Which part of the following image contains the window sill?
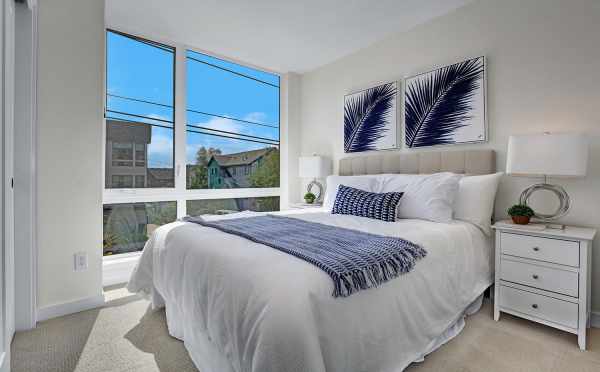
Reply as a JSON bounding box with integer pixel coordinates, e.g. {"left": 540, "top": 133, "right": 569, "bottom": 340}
{"left": 103, "top": 187, "right": 280, "bottom": 204}
{"left": 103, "top": 251, "right": 141, "bottom": 287}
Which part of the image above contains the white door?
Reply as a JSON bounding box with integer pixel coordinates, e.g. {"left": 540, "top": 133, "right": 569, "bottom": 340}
{"left": 0, "top": 0, "right": 4, "bottom": 366}
{"left": 0, "top": 0, "right": 15, "bottom": 370}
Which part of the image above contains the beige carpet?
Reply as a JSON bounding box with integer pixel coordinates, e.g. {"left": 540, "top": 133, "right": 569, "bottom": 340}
{"left": 11, "top": 285, "right": 600, "bottom": 372}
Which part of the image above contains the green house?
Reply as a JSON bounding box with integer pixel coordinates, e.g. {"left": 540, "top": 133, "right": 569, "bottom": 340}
{"left": 207, "top": 148, "right": 274, "bottom": 189}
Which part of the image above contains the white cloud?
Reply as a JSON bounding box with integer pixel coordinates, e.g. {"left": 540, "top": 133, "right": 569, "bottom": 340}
{"left": 205, "top": 116, "right": 243, "bottom": 133}
{"left": 243, "top": 112, "right": 267, "bottom": 123}
{"left": 147, "top": 113, "right": 171, "bottom": 122}
{"left": 147, "top": 134, "right": 173, "bottom": 168}
{"left": 189, "top": 112, "right": 270, "bottom": 135}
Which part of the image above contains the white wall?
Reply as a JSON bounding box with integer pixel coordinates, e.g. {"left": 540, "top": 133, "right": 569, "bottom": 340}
{"left": 298, "top": 0, "right": 600, "bottom": 310}
{"left": 36, "top": 0, "right": 104, "bottom": 312}
{"left": 280, "top": 72, "right": 302, "bottom": 207}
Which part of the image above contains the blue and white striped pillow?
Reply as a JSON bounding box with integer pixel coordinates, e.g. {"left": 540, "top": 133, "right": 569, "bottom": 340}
{"left": 332, "top": 185, "right": 403, "bottom": 222}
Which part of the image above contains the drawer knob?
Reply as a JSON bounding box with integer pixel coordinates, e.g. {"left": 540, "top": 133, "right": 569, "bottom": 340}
{"left": 532, "top": 304, "right": 538, "bottom": 309}
{"left": 533, "top": 247, "right": 540, "bottom": 252}
{"left": 532, "top": 274, "right": 539, "bottom": 279}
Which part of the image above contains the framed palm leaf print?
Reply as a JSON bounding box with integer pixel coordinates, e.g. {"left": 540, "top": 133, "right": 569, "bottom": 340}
{"left": 344, "top": 82, "right": 398, "bottom": 153}
{"left": 404, "top": 56, "right": 486, "bottom": 148}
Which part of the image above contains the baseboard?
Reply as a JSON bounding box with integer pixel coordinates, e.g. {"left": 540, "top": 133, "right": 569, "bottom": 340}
{"left": 592, "top": 311, "right": 600, "bottom": 328}
{"left": 37, "top": 294, "right": 105, "bottom": 322}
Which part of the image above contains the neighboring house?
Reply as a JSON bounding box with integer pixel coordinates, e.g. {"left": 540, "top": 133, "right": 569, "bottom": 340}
{"left": 105, "top": 119, "right": 151, "bottom": 188}
{"left": 106, "top": 119, "right": 175, "bottom": 188}
{"left": 207, "top": 148, "right": 274, "bottom": 189}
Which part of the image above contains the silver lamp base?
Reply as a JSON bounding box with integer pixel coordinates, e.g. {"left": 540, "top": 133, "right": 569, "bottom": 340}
{"left": 519, "top": 182, "right": 570, "bottom": 230}
{"left": 306, "top": 179, "right": 324, "bottom": 203}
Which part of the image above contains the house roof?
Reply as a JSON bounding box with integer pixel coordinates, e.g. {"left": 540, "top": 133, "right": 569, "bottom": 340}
{"left": 209, "top": 148, "right": 273, "bottom": 167}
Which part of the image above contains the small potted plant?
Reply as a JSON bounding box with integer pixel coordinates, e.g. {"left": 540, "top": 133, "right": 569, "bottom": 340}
{"left": 507, "top": 204, "right": 535, "bottom": 225}
{"left": 304, "top": 192, "right": 316, "bottom": 204}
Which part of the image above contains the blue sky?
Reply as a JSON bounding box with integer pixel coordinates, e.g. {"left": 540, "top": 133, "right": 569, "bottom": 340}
{"left": 106, "top": 31, "right": 280, "bottom": 168}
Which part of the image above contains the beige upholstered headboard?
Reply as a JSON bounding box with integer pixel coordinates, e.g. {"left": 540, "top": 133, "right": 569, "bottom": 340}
{"left": 339, "top": 150, "right": 495, "bottom": 176}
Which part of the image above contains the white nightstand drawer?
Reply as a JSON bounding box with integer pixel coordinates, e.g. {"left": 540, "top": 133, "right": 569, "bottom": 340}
{"left": 500, "top": 285, "right": 578, "bottom": 329}
{"left": 500, "top": 259, "right": 579, "bottom": 297}
{"left": 500, "top": 233, "right": 579, "bottom": 267}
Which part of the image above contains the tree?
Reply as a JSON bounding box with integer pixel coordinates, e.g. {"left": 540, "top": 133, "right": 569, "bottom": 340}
{"left": 248, "top": 148, "right": 280, "bottom": 211}
{"left": 189, "top": 146, "right": 221, "bottom": 189}
{"left": 248, "top": 148, "right": 280, "bottom": 188}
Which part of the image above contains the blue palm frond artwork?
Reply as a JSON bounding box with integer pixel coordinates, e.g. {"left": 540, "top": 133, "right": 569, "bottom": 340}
{"left": 405, "top": 56, "right": 486, "bottom": 148}
{"left": 344, "top": 82, "right": 398, "bottom": 153}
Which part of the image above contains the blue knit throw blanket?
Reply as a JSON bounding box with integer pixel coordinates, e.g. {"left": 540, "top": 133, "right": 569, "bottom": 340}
{"left": 184, "top": 215, "right": 427, "bottom": 297}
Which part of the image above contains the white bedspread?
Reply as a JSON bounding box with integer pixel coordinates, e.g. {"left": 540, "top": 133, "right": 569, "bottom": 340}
{"left": 128, "top": 210, "right": 492, "bottom": 372}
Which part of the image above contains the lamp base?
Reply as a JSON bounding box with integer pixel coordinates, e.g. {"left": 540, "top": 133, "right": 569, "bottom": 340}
{"left": 519, "top": 183, "right": 570, "bottom": 221}
{"left": 306, "top": 179, "right": 324, "bottom": 202}
{"left": 543, "top": 222, "right": 566, "bottom": 230}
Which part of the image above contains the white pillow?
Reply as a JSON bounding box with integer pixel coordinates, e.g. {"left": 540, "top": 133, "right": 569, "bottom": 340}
{"left": 373, "top": 174, "right": 416, "bottom": 193}
{"left": 396, "top": 172, "right": 463, "bottom": 223}
{"left": 454, "top": 172, "right": 504, "bottom": 235}
{"left": 323, "top": 175, "right": 378, "bottom": 211}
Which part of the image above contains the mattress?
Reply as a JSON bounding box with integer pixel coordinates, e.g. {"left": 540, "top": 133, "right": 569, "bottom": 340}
{"left": 128, "top": 209, "right": 493, "bottom": 372}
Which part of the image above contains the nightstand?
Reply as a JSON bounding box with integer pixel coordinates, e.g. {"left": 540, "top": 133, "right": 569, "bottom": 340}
{"left": 492, "top": 221, "right": 596, "bottom": 350}
{"left": 288, "top": 203, "right": 324, "bottom": 210}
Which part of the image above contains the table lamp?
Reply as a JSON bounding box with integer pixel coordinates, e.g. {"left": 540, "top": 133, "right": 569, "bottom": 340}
{"left": 506, "top": 132, "right": 588, "bottom": 228}
{"left": 298, "top": 155, "right": 331, "bottom": 203}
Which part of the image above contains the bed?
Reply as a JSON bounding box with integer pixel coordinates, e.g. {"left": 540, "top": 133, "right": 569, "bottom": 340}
{"left": 128, "top": 149, "right": 496, "bottom": 372}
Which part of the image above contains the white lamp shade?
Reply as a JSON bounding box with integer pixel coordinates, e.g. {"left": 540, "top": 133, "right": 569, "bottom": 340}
{"left": 506, "top": 133, "right": 588, "bottom": 177}
{"left": 298, "top": 156, "right": 331, "bottom": 178}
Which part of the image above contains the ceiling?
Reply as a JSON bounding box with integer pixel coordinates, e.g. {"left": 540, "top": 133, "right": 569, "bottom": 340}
{"left": 106, "top": 0, "right": 472, "bottom": 73}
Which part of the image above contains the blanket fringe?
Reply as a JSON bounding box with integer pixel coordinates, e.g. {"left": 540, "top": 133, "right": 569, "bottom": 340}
{"left": 334, "top": 244, "right": 427, "bottom": 297}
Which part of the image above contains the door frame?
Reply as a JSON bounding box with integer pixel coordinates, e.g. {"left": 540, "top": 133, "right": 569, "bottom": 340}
{"left": 13, "top": 0, "right": 38, "bottom": 332}
{"left": 0, "top": 0, "right": 15, "bottom": 370}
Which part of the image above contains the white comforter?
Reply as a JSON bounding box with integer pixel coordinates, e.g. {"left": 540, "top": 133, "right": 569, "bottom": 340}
{"left": 128, "top": 210, "right": 492, "bottom": 372}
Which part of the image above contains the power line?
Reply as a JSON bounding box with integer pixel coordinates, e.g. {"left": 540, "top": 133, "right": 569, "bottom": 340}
{"left": 107, "top": 94, "right": 279, "bottom": 129}
{"left": 107, "top": 93, "right": 173, "bottom": 109}
{"left": 187, "top": 125, "right": 279, "bottom": 144}
{"left": 187, "top": 108, "right": 278, "bottom": 129}
{"left": 186, "top": 128, "right": 280, "bottom": 147}
{"left": 187, "top": 55, "right": 279, "bottom": 88}
{"left": 105, "top": 116, "right": 174, "bottom": 131}
{"left": 105, "top": 110, "right": 173, "bottom": 125}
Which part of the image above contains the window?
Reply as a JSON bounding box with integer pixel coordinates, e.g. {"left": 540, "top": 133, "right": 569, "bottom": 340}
{"left": 186, "top": 197, "right": 280, "bottom": 216}
{"left": 186, "top": 50, "right": 280, "bottom": 190}
{"left": 111, "top": 143, "right": 133, "bottom": 166}
{"left": 111, "top": 175, "right": 133, "bottom": 188}
{"left": 105, "top": 30, "right": 175, "bottom": 188}
{"left": 104, "top": 30, "right": 281, "bottom": 258}
{"left": 135, "top": 175, "right": 145, "bottom": 188}
{"left": 103, "top": 201, "right": 177, "bottom": 255}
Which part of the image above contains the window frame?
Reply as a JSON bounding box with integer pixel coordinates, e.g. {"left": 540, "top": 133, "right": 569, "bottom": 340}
{"left": 102, "top": 28, "right": 281, "bottom": 220}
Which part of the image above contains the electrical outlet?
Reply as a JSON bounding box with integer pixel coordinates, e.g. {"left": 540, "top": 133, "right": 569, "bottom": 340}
{"left": 74, "top": 252, "right": 88, "bottom": 272}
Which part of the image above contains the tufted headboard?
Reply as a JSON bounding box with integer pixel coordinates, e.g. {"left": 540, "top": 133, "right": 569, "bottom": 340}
{"left": 339, "top": 149, "right": 495, "bottom": 176}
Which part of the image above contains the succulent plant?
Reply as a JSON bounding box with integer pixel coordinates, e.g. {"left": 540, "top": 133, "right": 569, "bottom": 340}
{"left": 304, "top": 192, "right": 316, "bottom": 204}
{"left": 507, "top": 204, "right": 535, "bottom": 217}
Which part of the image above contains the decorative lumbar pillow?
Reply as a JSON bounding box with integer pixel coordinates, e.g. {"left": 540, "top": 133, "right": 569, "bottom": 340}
{"left": 332, "top": 185, "right": 403, "bottom": 222}
{"left": 323, "top": 175, "right": 379, "bottom": 211}
{"left": 454, "top": 172, "right": 504, "bottom": 235}
{"left": 396, "top": 172, "right": 463, "bottom": 223}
